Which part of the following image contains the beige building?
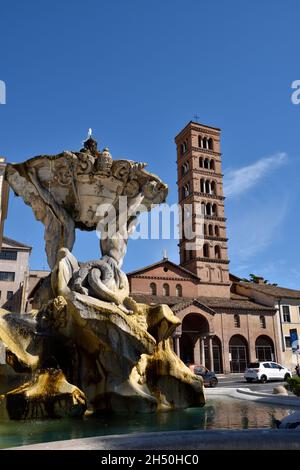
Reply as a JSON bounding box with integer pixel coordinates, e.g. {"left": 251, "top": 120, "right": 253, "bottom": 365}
{"left": 0, "top": 237, "right": 31, "bottom": 313}
{"left": 26, "top": 269, "right": 50, "bottom": 311}
{"left": 235, "top": 280, "right": 300, "bottom": 370}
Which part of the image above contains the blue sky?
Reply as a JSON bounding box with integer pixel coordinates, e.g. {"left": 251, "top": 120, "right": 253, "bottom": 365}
{"left": 1, "top": 0, "right": 300, "bottom": 288}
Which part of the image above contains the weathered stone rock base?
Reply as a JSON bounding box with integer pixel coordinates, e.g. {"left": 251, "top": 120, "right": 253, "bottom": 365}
{"left": 0, "top": 295, "right": 205, "bottom": 417}
{"left": 1, "top": 369, "right": 86, "bottom": 419}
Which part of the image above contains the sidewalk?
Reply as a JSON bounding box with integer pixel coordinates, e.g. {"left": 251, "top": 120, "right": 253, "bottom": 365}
{"left": 216, "top": 373, "right": 244, "bottom": 379}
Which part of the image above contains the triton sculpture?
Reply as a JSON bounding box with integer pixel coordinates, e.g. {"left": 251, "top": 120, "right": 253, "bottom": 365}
{"left": 0, "top": 135, "right": 204, "bottom": 419}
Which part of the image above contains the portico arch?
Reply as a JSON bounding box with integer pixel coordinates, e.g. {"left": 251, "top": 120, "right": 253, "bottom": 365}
{"left": 229, "top": 334, "right": 249, "bottom": 373}
{"left": 179, "top": 312, "right": 214, "bottom": 369}
{"left": 255, "top": 335, "right": 275, "bottom": 362}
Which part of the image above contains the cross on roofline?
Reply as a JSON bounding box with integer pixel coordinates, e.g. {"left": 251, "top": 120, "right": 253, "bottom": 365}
{"left": 193, "top": 114, "right": 200, "bottom": 122}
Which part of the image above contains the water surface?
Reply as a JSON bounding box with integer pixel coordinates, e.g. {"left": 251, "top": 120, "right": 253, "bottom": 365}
{"left": 0, "top": 397, "right": 295, "bottom": 449}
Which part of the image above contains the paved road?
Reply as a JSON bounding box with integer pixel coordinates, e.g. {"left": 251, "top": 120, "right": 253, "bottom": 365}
{"left": 216, "top": 373, "right": 289, "bottom": 393}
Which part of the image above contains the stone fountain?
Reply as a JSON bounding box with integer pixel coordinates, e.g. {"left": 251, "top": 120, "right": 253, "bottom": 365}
{"left": 0, "top": 135, "right": 204, "bottom": 419}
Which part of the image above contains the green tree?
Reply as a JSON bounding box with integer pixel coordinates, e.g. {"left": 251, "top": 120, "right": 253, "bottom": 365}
{"left": 241, "top": 274, "right": 277, "bottom": 286}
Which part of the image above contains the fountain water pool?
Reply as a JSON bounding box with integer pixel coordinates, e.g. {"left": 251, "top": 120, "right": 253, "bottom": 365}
{"left": 0, "top": 397, "right": 296, "bottom": 449}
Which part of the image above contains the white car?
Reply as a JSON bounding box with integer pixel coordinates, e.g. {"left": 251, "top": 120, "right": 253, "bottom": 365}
{"left": 244, "top": 361, "right": 292, "bottom": 383}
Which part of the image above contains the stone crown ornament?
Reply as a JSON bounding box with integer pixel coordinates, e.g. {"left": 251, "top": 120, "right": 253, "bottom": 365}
{"left": 6, "top": 136, "right": 168, "bottom": 269}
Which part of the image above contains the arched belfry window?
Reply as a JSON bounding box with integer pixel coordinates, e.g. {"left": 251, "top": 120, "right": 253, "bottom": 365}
{"left": 181, "top": 162, "right": 189, "bottom": 176}
{"left": 176, "top": 284, "right": 182, "bottom": 297}
{"left": 150, "top": 283, "right": 157, "bottom": 295}
{"left": 200, "top": 179, "right": 205, "bottom": 193}
{"left": 214, "top": 245, "right": 221, "bottom": 259}
{"left": 203, "top": 243, "right": 210, "bottom": 258}
{"left": 211, "top": 181, "right": 216, "bottom": 195}
{"left": 180, "top": 141, "right": 188, "bottom": 155}
{"left": 208, "top": 138, "right": 213, "bottom": 150}
{"left": 163, "top": 283, "right": 170, "bottom": 296}
{"left": 234, "top": 314, "right": 240, "bottom": 328}
{"left": 182, "top": 182, "right": 190, "bottom": 199}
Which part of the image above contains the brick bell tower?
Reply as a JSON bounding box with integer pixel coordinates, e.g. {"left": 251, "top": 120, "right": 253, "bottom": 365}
{"left": 175, "top": 121, "right": 230, "bottom": 298}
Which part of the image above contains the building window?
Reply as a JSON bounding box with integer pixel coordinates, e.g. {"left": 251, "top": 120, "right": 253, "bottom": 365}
{"left": 0, "top": 250, "right": 17, "bottom": 260}
{"left": 163, "top": 283, "right": 170, "bottom": 296}
{"left": 205, "top": 180, "right": 210, "bottom": 194}
{"left": 149, "top": 283, "right": 157, "bottom": 296}
{"left": 181, "top": 162, "right": 189, "bottom": 176}
{"left": 200, "top": 179, "right": 205, "bottom": 193}
{"left": 208, "top": 138, "right": 214, "bottom": 150}
{"left": 206, "top": 203, "right": 211, "bottom": 216}
{"left": 212, "top": 203, "right": 217, "bottom": 216}
{"left": 285, "top": 336, "right": 291, "bottom": 348}
{"left": 203, "top": 243, "right": 210, "bottom": 258}
{"left": 234, "top": 314, "right": 240, "bottom": 328}
{"left": 282, "top": 306, "right": 291, "bottom": 323}
{"left": 7, "top": 291, "right": 13, "bottom": 300}
{"left": 208, "top": 224, "right": 213, "bottom": 236}
{"left": 204, "top": 158, "right": 209, "bottom": 169}
{"left": 176, "top": 284, "right": 182, "bottom": 297}
{"left": 214, "top": 245, "right": 221, "bottom": 259}
{"left": 211, "top": 181, "right": 216, "bottom": 195}
{"left": 180, "top": 140, "right": 188, "bottom": 155}
{"left": 0, "top": 272, "right": 15, "bottom": 282}
{"left": 182, "top": 182, "right": 190, "bottom": 199}
{"left": 210, "top": 159, "right": 215, "bottom": 171}
{"left": 215, "top": 225, "right": 219, "bottom": 237}
{"left": 184, "top": 162, "right": 189, "bottom": 175}
{"left": 260, "top": 315, "right": 266, "bottom": 328}
{"left": 199, "top": 157, "right": 203, "bottom": 167}
{"left": 198, "top": 136, "right": 202, "bottom": 148}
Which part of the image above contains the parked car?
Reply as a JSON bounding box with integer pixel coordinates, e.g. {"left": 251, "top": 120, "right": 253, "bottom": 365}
{"left": 244, "top": 361, "right": 292, "bottom": 384}
{"left": 188, "top": 364, "right": 218, "bottom": 387}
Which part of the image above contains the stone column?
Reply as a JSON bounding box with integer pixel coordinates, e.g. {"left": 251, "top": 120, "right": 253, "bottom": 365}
{"left": 194, "top": 337, "right": 201, "bottom": 364}
{"left": 201, "top": 337, "right": 206, "bottom": 366}
{"left": 208, "top": 336, "right": 214, "bottom": 371}
{"left": 174, "top": 336, "right": 181, "bottom": 358}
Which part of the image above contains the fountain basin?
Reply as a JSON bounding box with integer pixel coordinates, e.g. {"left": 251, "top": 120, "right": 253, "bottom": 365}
{"left": 1, "top": 397, "right": 298, "bottom": 449}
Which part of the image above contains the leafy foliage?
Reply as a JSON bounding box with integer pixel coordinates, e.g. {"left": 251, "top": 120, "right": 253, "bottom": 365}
{"left": 285, "top": 375, "right": 300, "bottom": 397}
{"left": 241, "top": 274, "right": 278, "bottom": 286}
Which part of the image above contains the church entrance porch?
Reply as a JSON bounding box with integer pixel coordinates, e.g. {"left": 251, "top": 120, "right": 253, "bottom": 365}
{"left": 176, "top": 313, "right": 223, "bottom": 373}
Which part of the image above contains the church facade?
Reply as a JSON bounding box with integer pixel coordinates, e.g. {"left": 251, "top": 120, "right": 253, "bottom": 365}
{"left": 128, "top": 121, "right": 283, "bottom": 374}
